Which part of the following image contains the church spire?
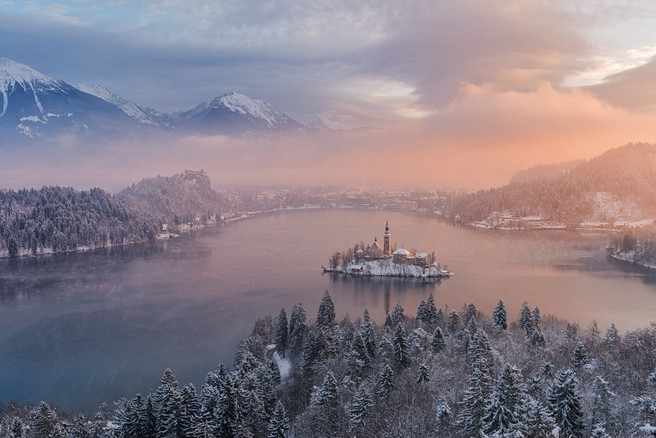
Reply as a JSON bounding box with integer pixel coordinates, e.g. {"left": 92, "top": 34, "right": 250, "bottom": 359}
{"left": 383, "top": 220, "right": 391, "bottom": 256}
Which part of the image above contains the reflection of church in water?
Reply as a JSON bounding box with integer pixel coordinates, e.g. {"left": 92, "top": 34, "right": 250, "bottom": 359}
{"left": 358, "top": 221, "right": 432, "bottom": 267}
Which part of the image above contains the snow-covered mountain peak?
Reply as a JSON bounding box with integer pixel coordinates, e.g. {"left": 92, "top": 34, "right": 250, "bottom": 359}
{"left": 77, "top": 83, "right": 157, "bottom": 125}
{"left": 76, "top": 83, "right": 115, "bottom": 101}
{"left": 0, "top": 58, "right": 64, "bottom": 92}
{"left": 0, "top": 58, "right": 69, "bottom": 118}
{"left": 212, "top": 91, "right": 290, "bottom": 127}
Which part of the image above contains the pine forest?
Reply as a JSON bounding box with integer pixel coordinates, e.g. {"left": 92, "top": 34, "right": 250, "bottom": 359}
{"left": 3, "top": 291, "right": 656, "bottom": 437}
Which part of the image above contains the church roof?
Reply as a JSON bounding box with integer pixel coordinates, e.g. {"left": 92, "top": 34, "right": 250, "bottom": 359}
{"left": 393, "top": 248, "right": 410, "bottom": 256}
{"left": 371, "top": 239, "right": 382, "bottom": 250}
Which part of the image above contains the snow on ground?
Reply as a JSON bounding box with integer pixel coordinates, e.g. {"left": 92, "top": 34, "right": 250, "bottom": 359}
{"left": 273, "top": 351, "right": 291, "bottom": 379}
{"left": 329, "top": 258, "right": 452, "bottom": 278}
{"left": 613, "top": 218, "right": 653, "bottom": 227}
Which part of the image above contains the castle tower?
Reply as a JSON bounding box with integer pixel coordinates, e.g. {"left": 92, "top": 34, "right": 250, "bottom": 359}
{"left": 383, "top": 220, "right": 391, "bottom": 256}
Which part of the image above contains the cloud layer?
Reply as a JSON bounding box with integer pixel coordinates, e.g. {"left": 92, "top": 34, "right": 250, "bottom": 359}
{"left": 1, "top": 0, "right": 656, "bottom": 190}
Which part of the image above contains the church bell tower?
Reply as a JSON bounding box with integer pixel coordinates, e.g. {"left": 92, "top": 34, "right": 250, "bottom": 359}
{"left": 383, "top": 220, "right": 391, "bottom": 256}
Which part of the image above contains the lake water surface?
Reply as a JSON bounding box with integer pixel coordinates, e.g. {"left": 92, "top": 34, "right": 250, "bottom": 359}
{"left": 1, "top": 209, "right": 656, "bottom": 412}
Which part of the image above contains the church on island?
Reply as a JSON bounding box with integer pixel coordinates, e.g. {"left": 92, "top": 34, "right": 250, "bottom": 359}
{"left": 324, "top": 221, "right": 452, "bottom": 279}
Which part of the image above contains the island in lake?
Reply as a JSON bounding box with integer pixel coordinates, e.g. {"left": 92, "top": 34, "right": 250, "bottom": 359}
{"left": 323, "top": 221, "right": 453, "bottom": 279}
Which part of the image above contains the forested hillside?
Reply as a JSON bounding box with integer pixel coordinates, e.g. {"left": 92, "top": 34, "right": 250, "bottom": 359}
{"left": 121, "top": 169, "right": 228, "bottom": 226}
{"left": 4, "top": 292, "right": 656, "bottom": 437}
{"left": 449, "top": 143, "right": 656, "bottom": 225}
{"left": 0, "top": 170, "right": 230, "bottom": 258}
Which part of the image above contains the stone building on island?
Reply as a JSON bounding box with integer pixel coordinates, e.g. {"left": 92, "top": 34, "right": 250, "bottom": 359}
{"left": 356, "top": 222, "right": 435, "bottom": 267}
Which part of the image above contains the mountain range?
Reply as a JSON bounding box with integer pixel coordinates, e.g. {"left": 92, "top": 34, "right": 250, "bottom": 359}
{"left": 0, "top": 57, "right": 304, "bottom": 142}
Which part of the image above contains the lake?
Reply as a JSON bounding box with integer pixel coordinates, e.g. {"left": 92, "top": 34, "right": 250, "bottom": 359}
{"left": 1, "top": 209, "right": 656, "bottom": 413}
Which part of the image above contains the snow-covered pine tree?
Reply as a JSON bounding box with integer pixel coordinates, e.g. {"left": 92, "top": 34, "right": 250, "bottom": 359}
{"left": 518, "top": 303, "right": 533, "bottom": 336}
{"left": 390, "top": 301, "right": 405, "bottom": 326}
{"left": 288, "top": 303, "right": 307, "bottom": 356}
{"left": 235, "top": 350, "right": 259, "bottom": 376}
{"left": 393, "top": 324, "right": 411, "bottom": 368}
{"left": 530, "top": 329, "right": 546, "bottom": 347}
{"left": 547, "top": 368, "right": 584, "bottom": 438}
{"left": 301, "top": 330, "right": 324, "bottom": 381}
{"left": 448, "top": 310, "right": 461, "bottom": 334}
{"left": 199, "top": 382, "right": 220, "bottom": 424}
{"left": 408, "top": 327, "right": 427, "bottom": 359}
{"left": 649, "top": 367, "right": 656, "bottom": 386}
{"left": 265, "top": 359, "right": 281, "bottom": 387}
{"left": 313, "top": 371, "right": 342, "bottom": 436}
{"left": 481, "top": 364, "right": 526, "bottom": 436}
{"left": 237, "top": 381, "right": 263, "bottom": 437}
{"left": 267, "top": 401, "right": 290, "bottom": 438}
{"left": 115, "top": 393, "right": 150, "bottom": 438}
{"left": 68, "top": 414, "right": 89, "bottom": 438}
{"left": 425, "top": 293, "right": 438, "bottom": 328}
{"left": 378, "top": 332, "right": 394, "bottom": 363}
{"left": 455, "top": 329, "right": 471, "bottom": 356}
{"left": 113, "top": 399, "right": 132, "bottom": 436}
{"left": 275, "top": 308, "right": 289, "bottom": 358}
{"left": 322, "top": 326, "right": 338, "bottom": 359}
{"left": 493, "top": 300, "right": 507, "bottom": 330}
{"left": 435, "top": 399, "right": 454, "bottom": 436}
{"left": 315, "top": 371, "right": 338, "bottom": 406}
{"left": 431, "top": 326, "right": 446, "bottom": 354}
{"left": 417, "top": 361, "right": 430, "bottom": 384}
{"left": 190, "top": 405, "right": 216, "bottom": 438}
{"left": 316, "top": 291, "right": 336, "bottom": 330}
{"left": 145, "top": 394, "right": 158, "bottom": 438}
{"left": 156, "top": 369, "right": 183, "bottom": 438}
{"left": 258, "top": 366, "right": 278, "bottom": 417}
{"left": 540, "top": 361, "right": 553, "bottom": 378}
{"left": 466, "top": 314, "right": 478, "bottom": 334}
{"left": 458, "top": 360, "right": 493, "bottom": 436}
{"left": 465, "top": 303, "right": 477, "bottom": 331}
{"left": 28, "top": 402, "right": 58, "bottom": 438}
{"left": 347, "top": 332, "right": 370, "bottom": 381}
{"left": 9, "top": 417, "right": 24, "bottom": 438}
{"left": 377, "top": 365, "right": 395, "bottom": 401}
{"left": 180, "top": 384, "right": 200, "bottom": 438}
{"left": 417, "top": 295, "right": 437, "bottom": 329}
{"left": 590, "top": 425, "right": 611, "bottom": 438}
{"left": 214, "top": 373, "right": 240, "bottom": 438}
{"left": 532, "top": 306, "right": 542, "bottom": 330}
{"left": 359, "top": 308, "right": 377, "bottom": 358}
{"left": 589, "top": 376, "right": 615, "bottom": 433}
{"left": 468, "top": 329, "right": 494, "bottom": 373}
{"left": 603, "top": 323, "right": 619, "bottom": 348}
{"left": 349, "top": 384, "right": 373, "bottom": 429}
{"left": 436, "top": 308, "right": 447, "bottom": 331}
{"left": 338, "top": 315, "right": 355, "bottom": 351}
{"left": 571, "top": 341, "right": 588, "bottom": 368}
{"left": 416, "top": 299, "right": 428, "bottom": 326}
{"left": 524, "top": 397, "right": 556, "bottom": 438}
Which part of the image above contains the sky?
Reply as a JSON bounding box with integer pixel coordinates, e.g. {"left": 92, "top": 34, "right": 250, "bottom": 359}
{"left": 2, "top": 0, "right": 656, "bottom": 190}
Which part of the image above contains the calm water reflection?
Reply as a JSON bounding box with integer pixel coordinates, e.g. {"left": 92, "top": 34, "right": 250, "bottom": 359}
{"left": 1, "top": 209, "right": 656, "bottom": 412}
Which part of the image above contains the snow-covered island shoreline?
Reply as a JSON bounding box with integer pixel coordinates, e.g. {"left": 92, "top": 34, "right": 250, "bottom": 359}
{"left": 606, "top": 231, "right": 656, "bottom": 271}
{"left": 323, "top": 257, "right": 453, "bottom": 280}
